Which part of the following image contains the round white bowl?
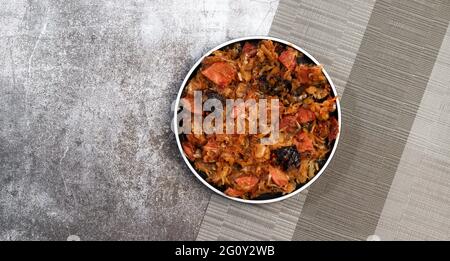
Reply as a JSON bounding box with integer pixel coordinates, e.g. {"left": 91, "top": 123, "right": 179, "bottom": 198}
{"left": 174, "top": 36, "right": 341, "bottom": 204}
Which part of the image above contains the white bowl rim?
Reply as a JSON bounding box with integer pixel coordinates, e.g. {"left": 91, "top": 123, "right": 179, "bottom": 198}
{"left": 173, "top": 36, "right": 342, "bottom": 204}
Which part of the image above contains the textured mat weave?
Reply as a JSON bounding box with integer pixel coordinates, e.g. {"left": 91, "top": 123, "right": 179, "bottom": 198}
{"left": 198, "top": 0, "right": 450, "bottom": 241}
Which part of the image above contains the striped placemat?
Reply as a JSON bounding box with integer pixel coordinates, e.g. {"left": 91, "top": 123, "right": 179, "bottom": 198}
{"left": 197, "top": 0, "right": 450, "bottom": 241}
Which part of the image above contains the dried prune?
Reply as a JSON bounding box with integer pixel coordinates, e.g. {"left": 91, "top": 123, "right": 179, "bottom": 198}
{"left": 272, "top": 146, "right": 301, "bottom": 170}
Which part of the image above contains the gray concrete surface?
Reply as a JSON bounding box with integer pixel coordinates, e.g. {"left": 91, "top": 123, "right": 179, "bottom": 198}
{"left": 0, "top": 0, "right": 278, "bottom": 240}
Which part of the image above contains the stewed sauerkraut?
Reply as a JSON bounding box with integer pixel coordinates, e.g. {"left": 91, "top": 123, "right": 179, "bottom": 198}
{"left": 180, "top": 40, "right": 339, "bottom": 199}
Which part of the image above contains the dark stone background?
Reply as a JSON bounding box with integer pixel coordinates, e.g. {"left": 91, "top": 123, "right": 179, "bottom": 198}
{"left": 0, "top": 0, "right": 277, "bottom": 240}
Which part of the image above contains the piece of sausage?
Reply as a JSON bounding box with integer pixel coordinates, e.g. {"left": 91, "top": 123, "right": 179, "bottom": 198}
{"left": 269, "top": 165, "right": 289, "bottom": 187}
{"left": 225, "top": 187, "right": 245, "bottom": 197}
{"left": 234, "top": 175, "right": 259, "bottom": 191}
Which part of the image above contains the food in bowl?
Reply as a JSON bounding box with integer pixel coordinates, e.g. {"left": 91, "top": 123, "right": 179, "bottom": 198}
{"left": 178, "top": 39, "right": 339, "bottom": 200}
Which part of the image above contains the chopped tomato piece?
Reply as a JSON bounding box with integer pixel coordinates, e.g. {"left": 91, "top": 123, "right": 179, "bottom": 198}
{"left": 235, "top": 175, "right": 259, "bottom": 191}
{"left": 269, "top": 166, "right": 289, "bottom": 187}
{"left": 182, "top": 142, "right": 196, "bottom": 161}
{"left": 225, "top": 187, "right": 245, "bottom": 197}
{"left": 296, "top": 64, "right": 310, "bottom": 84}
{"left": 242, "top": 42, "right": 257, "bottom": 57}
{"left": 279, "top": 115, "right": 298, "bottom": 130}
{"left": 296, "top": 107, "right": 315, "bottom": 124}
{"left": 328, "top": 116, "right": 339, "bottom": 141}
{"left": 201, "top": 62, "right": 236, "bottom": 87}
{"left": 278, "top": 49, "right": 297, "bottom": 70}
{"left": 295, "top": 132, "right": 314, "bottom": 152}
